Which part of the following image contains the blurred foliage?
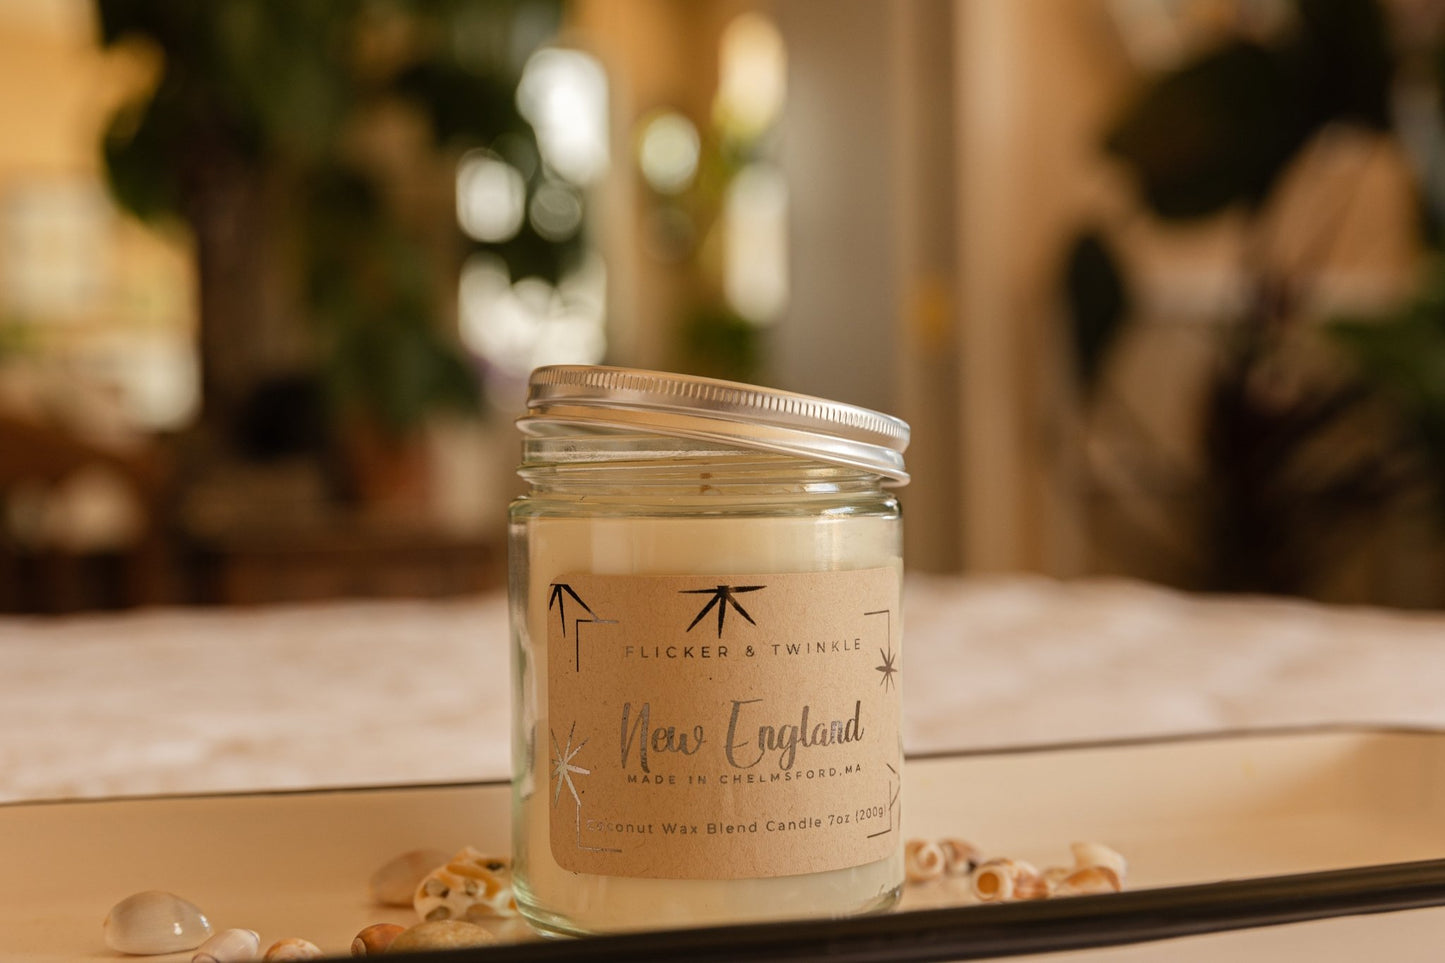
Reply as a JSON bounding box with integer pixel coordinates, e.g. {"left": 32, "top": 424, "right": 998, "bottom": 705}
{"left": 639, "top": 86, "right": 781, "bottom": 385}
{"left": 679, "top": 305, "right": 767, "bottom": 385}
{"left": 1064, "top": 0, "right": 1425, "bottom": 595}
{"left": 0, "top": 320, "right": 34, "bottom": 362}
{"left": 96, "top": 0, "right": 575, "bottom": 437}
{"left": 1334, "top": 260, "right": 1445, "bottom": 494}
{"left": 1104, "top": 0, "right": 1392, "bottom": 220}
{"left": 1199, "top": 319, "right": 1404, "bottom": 593}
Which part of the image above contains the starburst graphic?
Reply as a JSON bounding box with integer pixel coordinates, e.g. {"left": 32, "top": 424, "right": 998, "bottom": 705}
{"left": 875, "top": 645, "right": 898, "bottom": 691}
{"left": 548, "top": 583, "right": 595, "bottom": 637}
{"left": 550, "top": 722, "right": 590, "bottom": 807}
{"left": 681, "top": 585, "right": 764, "bottom": 638}
{"left": 866, "top": 608, "right": 897, "bottom": 691}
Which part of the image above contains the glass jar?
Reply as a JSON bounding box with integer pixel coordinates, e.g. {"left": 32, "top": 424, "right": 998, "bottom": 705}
{"left": 508, "top": 366, "right": 910, "bottom": 936}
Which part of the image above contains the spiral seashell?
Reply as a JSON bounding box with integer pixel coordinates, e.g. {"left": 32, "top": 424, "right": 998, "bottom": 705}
{"left": 903, "top": 839, "right": 946, "bottom": 883}
{"left": 413, "top": 847, "right": 517, "bottom": 921}
{"left": 103, "top": 891, "right": 213, "bottom": 955}
{"left": 351, "top": 923, "right": 405, "bottom": 956}
{"left": 193, "top": 928, "right": 261, "bottom": 963}
{"left": 1070, "top": 841, "right": 1127, "bottom": 882}
{"left": 970, "top": 858, "right": 1040, "bottom": 903}
{"left": 386, "top": 920, "right": 496, "bottom": 952}
{"left": 1054, "top": 864, "right": 1122, "bottom": 897}
{"left": 369, "top": 849, "right": 450, "bottom": 907}
{"left": 263, "top": 938, "right": 323, "bottom": 960}
{"left": 938, "top": 838, "right": 980, "bottom": 877}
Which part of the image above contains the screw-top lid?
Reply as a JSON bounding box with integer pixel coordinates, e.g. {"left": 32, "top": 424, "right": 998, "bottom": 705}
{"left": 519, "top": 365, "right": 910, "bottom": 485}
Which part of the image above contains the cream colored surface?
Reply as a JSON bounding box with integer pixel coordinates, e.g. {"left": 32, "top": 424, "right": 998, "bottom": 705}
{"left": 4, "top": 730, "right": 1445, "bottom": 961}
{"left": 9, "top": 574, "right": 1445, "bottom": 804}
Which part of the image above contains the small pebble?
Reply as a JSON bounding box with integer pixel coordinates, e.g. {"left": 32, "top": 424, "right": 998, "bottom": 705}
{"left": 264, "top": 938, "right": 323, "bottom": 960}
{"left": 103, "top": 891, "right": 213, "bottom": 955}
{"left": 352, "top": 923, "right": 405, "bottom": 956}
{"left": 387, "top": 920, "right": 497, "bottom": 952}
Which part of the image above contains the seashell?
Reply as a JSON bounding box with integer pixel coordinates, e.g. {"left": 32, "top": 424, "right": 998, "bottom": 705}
{"left": 104, "top": 891, "right": 213, "bottom": 955}
{"left": 263, "top": 938, "right": 323, "bottom": 960}
{"left": 938, "top": 838, "right": 980, "bottom": 877}
{"left": 386, "top": 920, "right": 496, "bottom": 952}
{"left": 1013, "top": 872, "right": 1052, "bottom": 900}
{"left": 413, "top": 847, "right": 517, "bottom": 921}
{"left": 351, "top": 923, "right": 405, "bottom": 956}
{"left": 1054, "top": 864, "right": 1122, "bottom": 897}
{"left": 970, "top": 858, "right": 1040, "bottom": 903}
{"left": 1041, "top": 865, "right": 1072, "bottom": 893}
{"left": 369, "top": 848, "right": 451, "bottom": 907}
{"left": 193, "top": 928, "right": 261, "bottom": 963}
{"left": 1071, "top": 841, "right": 1127, "bottom": 882}
{"left": 903, "top": 839, "right": 945, "bottom": 883}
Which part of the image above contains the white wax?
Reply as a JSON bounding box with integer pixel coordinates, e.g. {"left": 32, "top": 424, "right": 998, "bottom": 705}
{"left": 513, "top": 513, "right": 904, "bottom": 934}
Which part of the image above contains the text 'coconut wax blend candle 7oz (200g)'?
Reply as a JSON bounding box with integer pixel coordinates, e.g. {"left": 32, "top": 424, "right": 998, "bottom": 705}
{"left": 507, "top": 366, "right": 910, "bottom": 936}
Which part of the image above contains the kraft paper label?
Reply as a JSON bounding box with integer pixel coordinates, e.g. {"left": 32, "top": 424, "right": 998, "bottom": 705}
{"left": 545, "top": 568, "right": 902, "bottom": 879}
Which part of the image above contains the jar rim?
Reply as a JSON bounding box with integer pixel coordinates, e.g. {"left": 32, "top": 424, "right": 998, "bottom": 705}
{"left": 517, "top": 365, "right": 910, "bottom": 486}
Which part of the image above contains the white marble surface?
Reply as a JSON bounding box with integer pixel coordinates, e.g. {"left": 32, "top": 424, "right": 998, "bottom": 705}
{"left": 3, "top": 574, "right": 1445, "bottom": 802}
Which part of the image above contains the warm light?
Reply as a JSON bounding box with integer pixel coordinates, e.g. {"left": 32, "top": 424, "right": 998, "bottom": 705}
{"left": 456, "top": 151, "right": 526, "bottom": 243}
{"left": 459, "top": 253, "right": 606, "bottom": 376}
{"left": 517, "top": 48, "right": 609, "bottom": 185}
{"left": 723, "top": 164, "right": 788, "bottom": 323}
{"left": 637, "top": 111, "right": 700, "bottom": 194}
{"left": 715, "top": 13, "right": 786, "bottom": 141}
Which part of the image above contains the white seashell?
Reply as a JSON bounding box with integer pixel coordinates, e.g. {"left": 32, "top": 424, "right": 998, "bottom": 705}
{"left": 104, "top": 891, "right": 213, "bottom": 955}
{"left": 938, "top": 838, "right": 980, "bottom": 877}
{"left": 970, "top": 858, "right": 1040, "bottom": 903}
{"left": 903, "top": 839, "right": 946, "bottom": 883}
{"left": 369, "top": 848, "right": 450, "bottom": 907}
{"left": 1071, "top": 841, "right": 1127, "bottom": 882}
{"left": 193, "top": 928, "right": 261, "bottom": 963}
{"left": 263, "top": 938, "right": 322, "bottom": 960}
{"left": 351, "top": 923, "right": 405, "bottom": 956}
{"left": 1055, "top": 864, "right": 1122, "bottom": 897}
{"left": 413, "top": 847, "right": 517, "bottom": 922}
{"left": 387, "top": 920, "right": 496, "bottom": 952}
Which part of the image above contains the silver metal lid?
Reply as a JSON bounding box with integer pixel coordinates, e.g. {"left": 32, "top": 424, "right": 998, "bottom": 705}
{"left": 519, "top": 365, "right": 910, "bottom": 485}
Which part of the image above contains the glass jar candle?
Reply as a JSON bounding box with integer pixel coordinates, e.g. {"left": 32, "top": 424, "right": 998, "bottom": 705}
{"left": 508, "top": 366, "right": 910, "bottom": 936}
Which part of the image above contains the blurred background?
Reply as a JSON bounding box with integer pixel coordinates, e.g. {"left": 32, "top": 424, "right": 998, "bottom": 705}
{"left": 3, "top": 0, "right": 1445, "bottom": 612}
